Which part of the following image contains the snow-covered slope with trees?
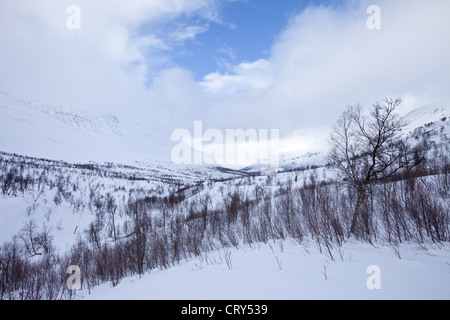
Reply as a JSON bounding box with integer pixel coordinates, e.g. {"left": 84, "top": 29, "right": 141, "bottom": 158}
{"left": 402, "top": 103, "right": 450, "bottom": 134}
{"left": 1, "top": 92, "right": 449, "bottom": 301}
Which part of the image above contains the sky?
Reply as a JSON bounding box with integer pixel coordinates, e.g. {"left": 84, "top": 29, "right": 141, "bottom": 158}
{"left": 1, "top": 0, "right": 450, "bottom": 164}
{"left": 169, "top": 0, "right": 347, "bottom": 80}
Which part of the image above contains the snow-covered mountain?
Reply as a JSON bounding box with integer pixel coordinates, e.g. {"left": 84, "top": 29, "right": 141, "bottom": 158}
{"left": 402, "top": 102, "right": 450, "bottom": 134}
{"left": 2, "top": 89, "right": 449, "bottom": 174}
{"left": 241, "top": 151, "right": 327, "bottom": 174}
{"left": 0, "top": 90, "right": 170, "bottom": 164}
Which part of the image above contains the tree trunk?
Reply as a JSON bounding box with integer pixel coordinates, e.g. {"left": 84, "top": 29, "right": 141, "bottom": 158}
{"left": 112, "top": 212, "right": 117, "bottom": 242}
{"left": 350, "top": 189, "right": 366, "bottom": 235}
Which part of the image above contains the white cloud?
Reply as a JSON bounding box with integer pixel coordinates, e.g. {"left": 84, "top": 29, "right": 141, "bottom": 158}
{"left": 0, "top": 0, "right": 219, "bottom": 115}
{"left": 170, "top": 24, "right": 209, "bottom": 42}
{"left": 202, "top": 59, "right": 271, "bottom": 93}
{"left": 191, "top": 0, "right": 450, "bottom": 140}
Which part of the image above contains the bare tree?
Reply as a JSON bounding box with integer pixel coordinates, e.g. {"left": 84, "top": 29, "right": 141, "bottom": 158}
{"left": 18, "top": 220, "right": 54, "bottom": 257}
{"left": 106, "top": 193, "right": 118, "bottom": 242}
{"left": 329, "top": 98, "right": 419, "bottom": 235}
{"left": 125, "top": 195, "right": 151, "bottom": 276}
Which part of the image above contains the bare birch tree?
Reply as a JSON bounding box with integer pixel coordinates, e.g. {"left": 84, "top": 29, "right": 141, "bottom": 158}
{"left": 329, "top": 98, "right": 419, "bottom": 235}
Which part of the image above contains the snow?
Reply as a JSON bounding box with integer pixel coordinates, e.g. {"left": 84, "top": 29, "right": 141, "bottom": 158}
{"left": 241, "top": 151, "right": 328, "bottom": 174}
{"left": 402, "top": 102, "right": 450, "bottom": 134}
{"left": 0, "top": 90, "right": 170, "bottom": 164}
{"left": 82, "top": 239, "right": 450, "bottom": 300}
{"left": 0, "top": 193, "right": 93, "bottom": 253}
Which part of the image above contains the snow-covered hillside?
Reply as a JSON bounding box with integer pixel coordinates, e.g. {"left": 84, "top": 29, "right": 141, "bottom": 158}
{"left": 242, "top": 151, "right": 327, "bottom": 174}
{"left": 1, "top": 93, "right": 450, "bottom": 301}
{"left": 0, "top": 151, "right": 245, "bottom": 247}
{"left": 0, "top": 90, "right": 170, "bottom": 164}
{"left": 402, "top": 102, "right": 450, "bottom": 134}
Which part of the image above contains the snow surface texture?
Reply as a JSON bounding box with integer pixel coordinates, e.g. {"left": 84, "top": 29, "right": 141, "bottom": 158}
{"left": 83, "top": 240, "right": 450, "bottom": 300}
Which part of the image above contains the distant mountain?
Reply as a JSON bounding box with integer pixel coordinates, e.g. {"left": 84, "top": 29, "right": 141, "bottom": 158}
{"left": 241, "top": 151, "right": 327, "bottom": 174}
{"left": 402, "top": 102, "right": 450, "bottom": 134}
{"left": 0, "top": 90, "right": 170, "bottom": 164}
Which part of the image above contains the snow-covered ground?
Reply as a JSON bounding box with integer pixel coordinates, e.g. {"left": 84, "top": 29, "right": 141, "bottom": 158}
{"left": 82, "top": 239, "right": 450, "bottom": 300}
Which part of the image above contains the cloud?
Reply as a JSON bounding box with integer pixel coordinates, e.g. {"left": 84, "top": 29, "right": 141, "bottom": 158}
{"left": 0, "top": 0, "right": 219, "bottom": 116}
{"left": 188, "top": 0, "right": 450, "bottom": 145}
{"left": 202, "top": 59, "right": 271, "bottom": 93}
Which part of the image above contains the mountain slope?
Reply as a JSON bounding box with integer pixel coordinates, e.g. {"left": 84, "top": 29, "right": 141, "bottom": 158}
{"left": 241, "top": 151, "right": 327, "bottom": 174}
{"left": 402, "top": 102, "right": 450, "bottom": 134}
{"left": 0, "top": 90, "right": 170, "bottom": 164}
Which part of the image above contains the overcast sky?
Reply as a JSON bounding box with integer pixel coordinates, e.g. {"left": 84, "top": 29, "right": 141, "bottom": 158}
{"left": 1, "top": 0, "right": 450, "bottom": 159}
